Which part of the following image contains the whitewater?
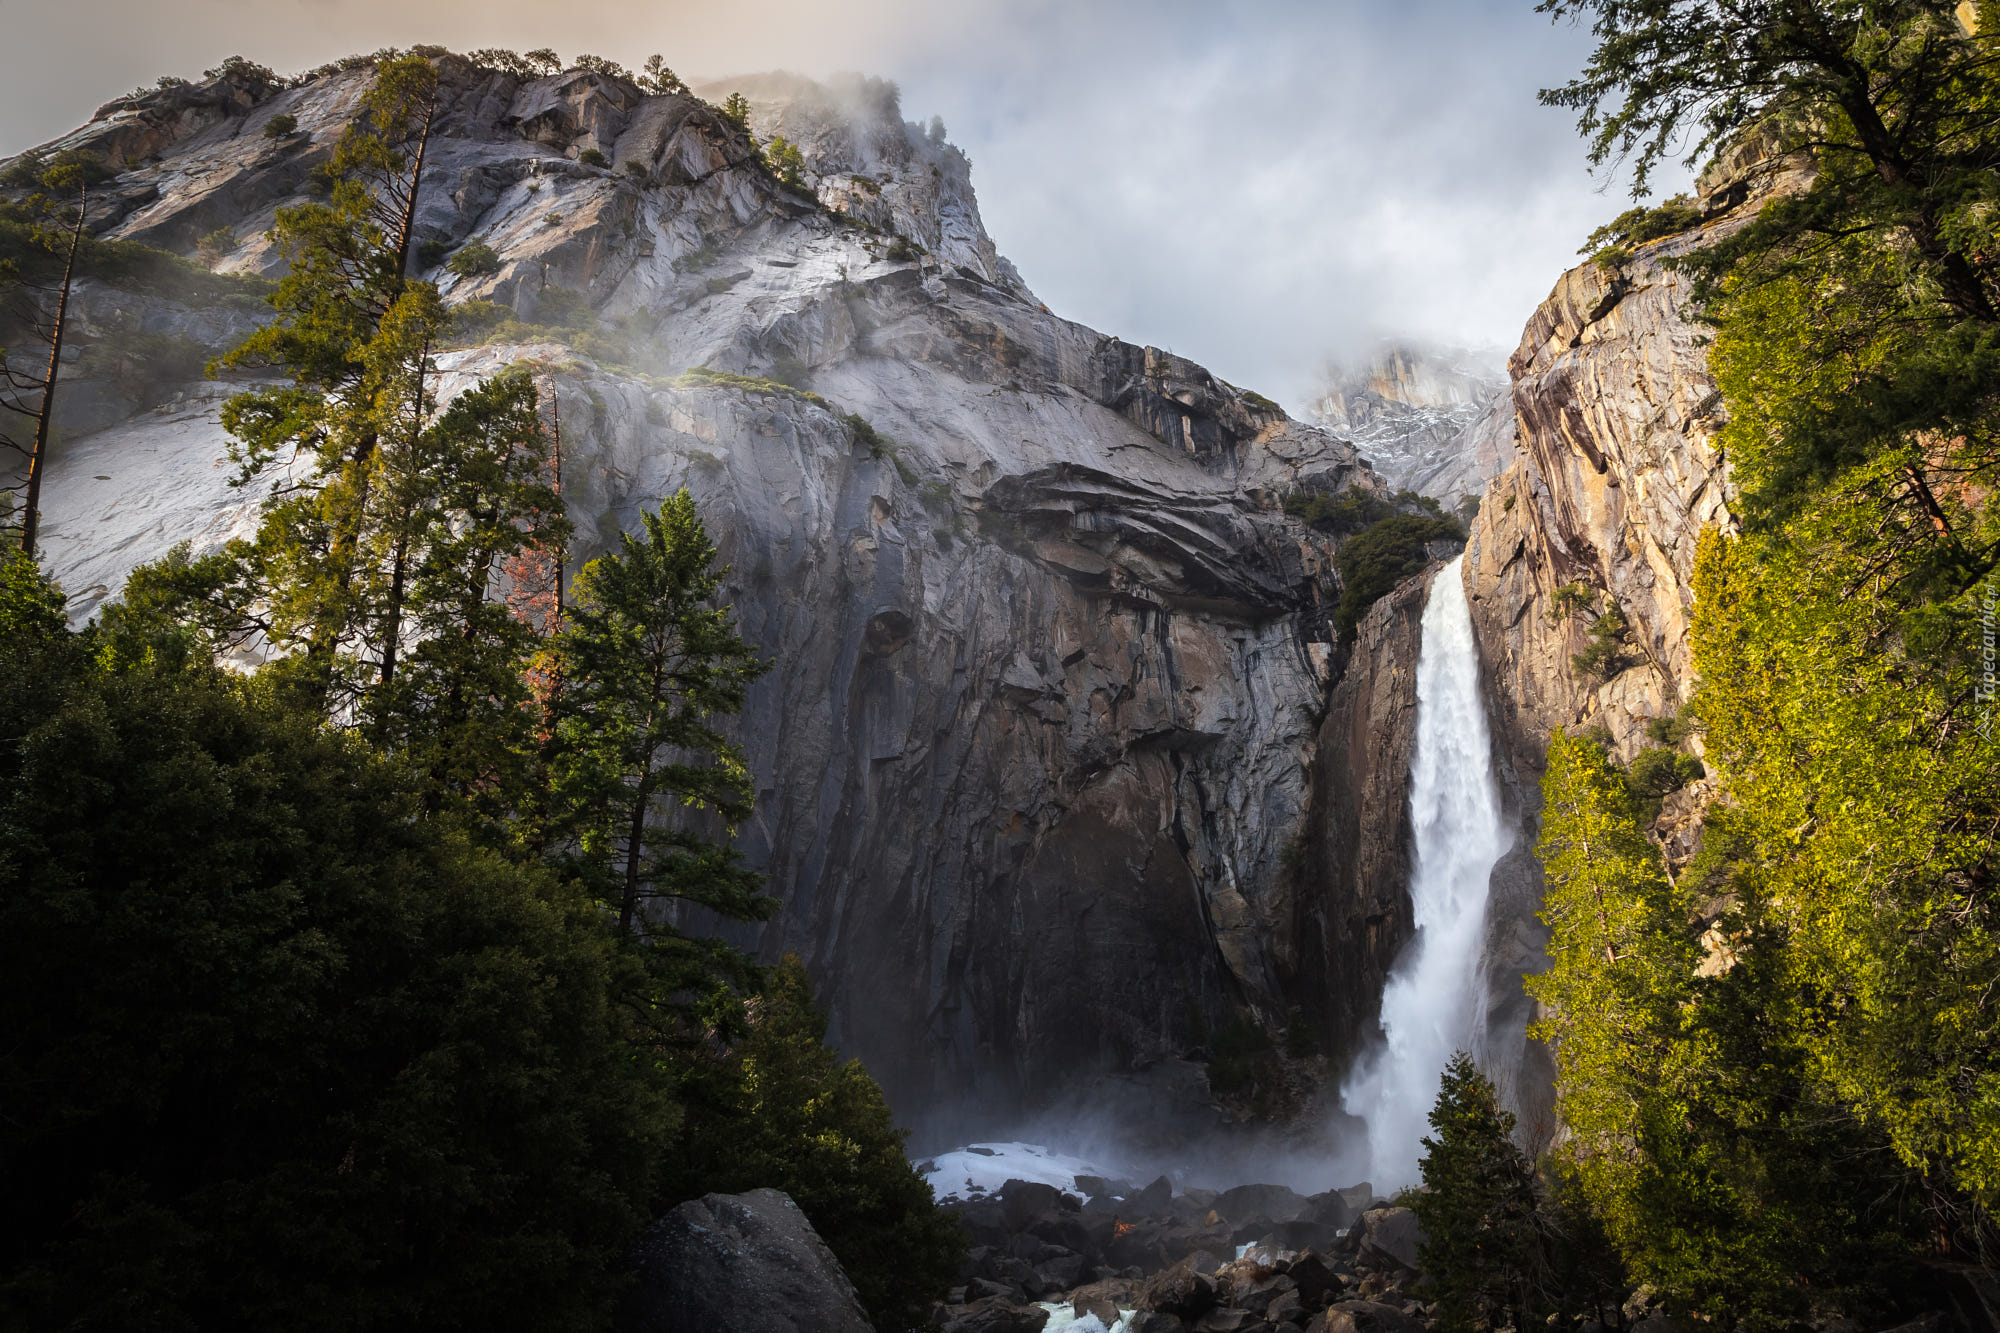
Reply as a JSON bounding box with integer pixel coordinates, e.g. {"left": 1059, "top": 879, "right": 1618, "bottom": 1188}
{"left": 1341, "top": 554, "right": 1509, "bottom": 1189}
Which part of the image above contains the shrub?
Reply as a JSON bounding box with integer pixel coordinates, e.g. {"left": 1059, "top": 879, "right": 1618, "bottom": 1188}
{"left": 415, "top": 237, "right": 450, "bottom": 270}
{"left": 195, "top": 226, "right": 236, "bottom": 265}
{"left": 1334, "top": 512, "right": 1464, "bottom": 636}
{"left": 1204, "top": 1012, "right": 1277, "bottom": 1096}
{"left": 1625, "top": 745, "right": 1705, "bottom": 801}
{"left": 841, "top": 411, "right": 888, "bottom": 456}
{"left": 1582, "top": 195, "right": 1704, "bottom": 270}
{"left": 446, "top": 237, "right": 502, "bottom": 278}
{"left": 577, "top": 147, "right": 610, "bottom": 169}
{"left": 677, "top": 365, "right": 826, "bottom": 406}
{"left": 1570, "top": 607, "right": 1629, "bottom": 679}
{"left": 1286, "top": 488, "right": 1393, "bottom": 534}
{"left": 624, "top": 159, "right": 650, "bottom": 183}
{"left": 262, "top": 113, "right": 298, "bottom": 139}
{"left": 1643, "top": 711, "right": 1696, "bottom": 746}
{"left": 1239, "top": 388, "right": 1283, "bottom": 413}
{"left": 1548, "top": 580, "right": 1594, "bottom": 623}
{"left": 674, "top": 956, "right": 966, "bottom": 1332}
{"left": 765, "top": 135, "right": 807, "bottom": 191}
{"left": 885, "top": 236, "right": 924, "bottom": 263}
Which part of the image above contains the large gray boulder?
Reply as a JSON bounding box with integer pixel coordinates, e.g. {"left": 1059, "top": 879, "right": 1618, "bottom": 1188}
{"left": 1357, "top": 1207, "right": 1424, "bottom": 1273}
{"left": 619, "top": 1189, "right": 872, "bottom": 1333}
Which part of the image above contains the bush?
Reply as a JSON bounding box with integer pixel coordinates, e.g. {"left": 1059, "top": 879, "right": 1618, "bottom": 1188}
{"left": 1625, "top": 745, "right": 1705, "bottom": 801}
{"left": 1548, "top": 581, "right": 1594, "bottom": 623}
{"left": 0, "top": 561, "right": 676, "bottom": 1330}
{"left": 195, "top": 226, "right": 236, "bottom": 265}
{"left": 1570, "top": 607, "right": 1629, "bottom": 679}
{"left": 1286, "top": 488, "right": 1393, "bottom": 534}
{"left": 841, "top": 411, "right": 889, "bottom": 455}
{"left": 1334, "top": 512, "right": 1464, "bottom": 636}
{"left": 415, "top": 237, "right": 450, "bottom": 270}
{"left": 577, "top": 148, "right": 610, "bottom": 169}
{"left": 446, "top": 237, "right": 501, "bottom": 278}
{"left": 1582, "top": 195, "right": 1704, "bottom": 269}
{"left": 262, "top": 113, "right": 298, "bottom": 139}
{"left": 1643, "top": 711, "right": 1696, "bottom": 746}
{"left": 765, "top": 135, "right": 807, "bottom": 191}
{"left": 675, "top": 957, "right": 966, "bottom": 1332}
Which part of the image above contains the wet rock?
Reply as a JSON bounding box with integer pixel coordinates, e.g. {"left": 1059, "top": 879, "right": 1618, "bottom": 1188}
{"left": 1131, "top": 1175, "right": 1176, "bottom": 1217}
{"left": 619, "top": 1188, "right": 871, "bottom": 1333}
{"left": 1301, "top": 1191, "right": 1354, "bottom": 1230}
{"left": 1072, "top": 1294, "right": 1124, "bottom": 1326}
{"left": 940, "top": 1296, "right": 1054, "bottom": 1333}
{"left": 1306, "top": 1299, "right": 1426, "bottom": 1333}
{"left": 1214, "top": 1184, "right": 1308, "bottom": 1224}
{"left": 1283, "top": 1251, "right": 1341, "bottom": 1309}
{"left": 1001, "top": 1180, "right": 1065, "bottom": 1229}
{"left": 1191, "top": 1310, "right": 1268, "bottom": 1333}
{"left": 1076, "top": 1175, "right": 1132, "bottom": 1199}
{"left": 1357, "top": 1209, "right": 1423, "bottom": 1274}
{"left": 1130, "top": 1314, "right": 1188, "bottom": 1333}
{"left": 1138, "top": 1261, "right": 1220, "bottom": 1320}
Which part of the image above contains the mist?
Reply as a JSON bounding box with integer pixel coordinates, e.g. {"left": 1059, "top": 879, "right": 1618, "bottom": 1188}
{"left": 0, "top": 0, "right": 1691, "bottom": 416}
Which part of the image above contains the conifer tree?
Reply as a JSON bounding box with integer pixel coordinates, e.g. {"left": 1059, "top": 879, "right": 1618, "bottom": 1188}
{"left": 547, "top": 491, "right": 772, "bottom": 989}
{"left": 0, "top": 155, "right": 96, "bottom": 558}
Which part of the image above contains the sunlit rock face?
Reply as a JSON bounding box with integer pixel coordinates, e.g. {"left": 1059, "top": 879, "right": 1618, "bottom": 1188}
{"left": 1458, "top": 144, "right": 1806, "bottom": 1116}
{"left": 1311, "top": 343, "right": 1516, "bottom": 513}
{"left": 13, "top": 57, "right": 1420, "bottom": 1131}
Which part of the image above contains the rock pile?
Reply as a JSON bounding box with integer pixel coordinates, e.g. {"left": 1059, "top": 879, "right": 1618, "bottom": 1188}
{"left": 935, "top": 1177, "right": 1432, "bottom": 1333}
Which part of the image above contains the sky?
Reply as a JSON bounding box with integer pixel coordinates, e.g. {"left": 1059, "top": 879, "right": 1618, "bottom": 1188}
{"left": 0, "top": 0, "right": 1684, "bottom": 414}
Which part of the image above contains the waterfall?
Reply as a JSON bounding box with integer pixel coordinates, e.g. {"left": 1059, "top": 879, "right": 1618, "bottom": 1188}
{"left": 1341, "top": 554, "right": 1508, "bottom": 1189}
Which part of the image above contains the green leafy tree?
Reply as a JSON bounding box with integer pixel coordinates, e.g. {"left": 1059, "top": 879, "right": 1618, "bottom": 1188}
{"left": 720, "top": 91, "right": 752, "bottom": 131}
{"left": 765, "top": 135, "right": 808, "bottom": 191}
{"left": 0, "top": 557, "right": 677, "bottom": 1331}
{"left": 548, "top": 492, "right": 772, "bottom": 988}
{"left": 676, "top": 956, "right": 967, "bottom": 1332}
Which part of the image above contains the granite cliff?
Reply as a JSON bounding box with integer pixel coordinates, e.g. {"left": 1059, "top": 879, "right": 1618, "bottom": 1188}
{"left": 7, "top": 54, "right": 1434, "bottom": 1137}
{"left": 1311, "top": 343, "right": 1517, "bottom": 515}
{"left": 1456, "top": 139, "right": 1807, "bottom": 1111}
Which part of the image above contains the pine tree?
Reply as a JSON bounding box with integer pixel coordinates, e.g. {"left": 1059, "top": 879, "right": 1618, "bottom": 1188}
{"left": 1413, "top": 1054, "right": 1546, "bottom": 1332}
{"left": 546, "top": 491, "right": 772, "bottom": 990}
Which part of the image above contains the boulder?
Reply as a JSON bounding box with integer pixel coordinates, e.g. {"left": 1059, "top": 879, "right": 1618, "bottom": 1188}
{"left": 1284, "top": 1251, "right": 1341, "bottom": 1309}
{"left": 940, "top": 1296, "right": 1054, "bottom": 1333}
{"left": 1301, "top": 1191, "right": 1354, "bottom": 1230}
{"left": 619, "top": 1188, "right": 871, "bottom": 1333}
{"left": 1214, "top": 1183, "right": 1308, "bottom": 1224}
{"left": 1336, "top": 1184, "right": 1375, "bottom": 1212}
{"left": 1357, "top": 1208, "right": 1423, "bottom": 1273}
{"left": 1130, "top": 1314, "right": 1188, "bottom": 1333}
{"left": 1191, "top": 1310, "right": 1265, "bottom": 1333}
{"left": 1002, "top": 1179, "right": 1064, "bottom": 1229}
{"left": 1138, "top": 1260, "right": 1220, "bottom": 1319}
{"left": 1076, "top": 1174, "right": 1133, "bottom": 1199}
{"left": 1132, "top": 1174, "right": 1176, "bottom": 1216}
{"left": 1073, "top": 1294, "right": 1123, "bottom": 1326}
{"left": 1307, "top": 1300, "right": 1425, "bottom": 1333}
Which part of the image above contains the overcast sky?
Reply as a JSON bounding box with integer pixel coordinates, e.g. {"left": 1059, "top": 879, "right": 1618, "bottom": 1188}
{"left": 0, "top": 0, "right": 1681, "bottom": 413}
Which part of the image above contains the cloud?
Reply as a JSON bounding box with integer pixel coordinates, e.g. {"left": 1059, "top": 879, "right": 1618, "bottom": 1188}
{"left": 1, "top": 0, "right": 1688, "bottom": 411}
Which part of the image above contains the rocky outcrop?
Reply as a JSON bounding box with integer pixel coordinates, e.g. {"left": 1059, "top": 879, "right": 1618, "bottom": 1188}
{"left": 11, "top": 56, "right": 1423, "bottom": 1134}
{"left": 621, "top": 1189, "right": 872, "bottom": 1333}
{"left": 1456, "top": 142, "right": 1810, "bottom": 1115}
{"left": 1311, "top": 344, "right": 1515, "bottom": 513}
{"left": 1282, "top": 574, "right": 1429, "bottom": 1063}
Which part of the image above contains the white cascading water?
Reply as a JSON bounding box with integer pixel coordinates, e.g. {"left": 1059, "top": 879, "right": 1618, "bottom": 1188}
{"left": 1340, "top": 554, "right": 1509, "bottom": 1189}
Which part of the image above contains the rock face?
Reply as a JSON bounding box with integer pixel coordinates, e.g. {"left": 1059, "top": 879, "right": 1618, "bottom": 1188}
{"left": 10, "top": 57, "right": 1425, "bottom": 1131}
{"left": 621, "top": 1189, "right": 872, "bottom": 1333}
{"left": 1457, "top": 143, "right": 1803, "bottom": 1112}
{"left": 1312, "top": 343, "right": 1516, "bottom": 512}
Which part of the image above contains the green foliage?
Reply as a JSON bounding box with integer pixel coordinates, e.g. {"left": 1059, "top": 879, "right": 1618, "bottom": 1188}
{"left": 884, "top": 235, "right": 925, "bottom": 263}
{"left": 638, "top": 55, "right": 689, "bottom": 97}
{"left": 1624, "top": 745, "right": 1703, "bottom": 801}
{"left": 577, "top": 148, "right": 610, "bottom": 170}
{"left": 1333, "top": 511, "right": 1463, "bottom": 636}
{"left": 1239, "top": 388, "right": 1282, "bottom": 413}
{"left": 1581, "top": 195, "right": 1703, "bottom": 268}
{"left": 546, "top": 493, "right": 773, "bottom": 978}
{"left": 677, "top": 957, "right": 967, "bottom": 1331}
{"left": 572, "top": 55, "right": 631, "bottom": 83}
{"left": 1547, "top": 580, "right": 1593, "bottom": 623}
{"left": 1413, "top": 1055, "right": 1552, "bottom": 1332}
{"left": 0, "top": 561, "right": 676, "bottom": 1330}
{"left": 445, "top": 237, "right": 501, "bottom": 278}
{"left": 1569, "top": 605, "right": 1628, "bottom": 679}
{"left": 678, "top": 364, "right": 827, "bottom": 405}
{"left": 414, "top": 237, "right": 449, "bottom": 269}
{"left": 720, "top": 92, "right": 752, "bottom": 131}
{"left": 1643, "top": 711, "right": 1695, "bottom": 746}
{"left": 842, "top": 411, "right": 889, "bottom": 456}
{"left": 263, "top": 112, "right": 298, "bottom": 139}
{"left": 765, "top": 135, "right": 808, "bottom": 191}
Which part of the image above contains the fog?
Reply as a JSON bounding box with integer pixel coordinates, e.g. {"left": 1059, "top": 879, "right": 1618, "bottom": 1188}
{"left": 0, "top": 0, "right": 1691, "bottom": 414}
